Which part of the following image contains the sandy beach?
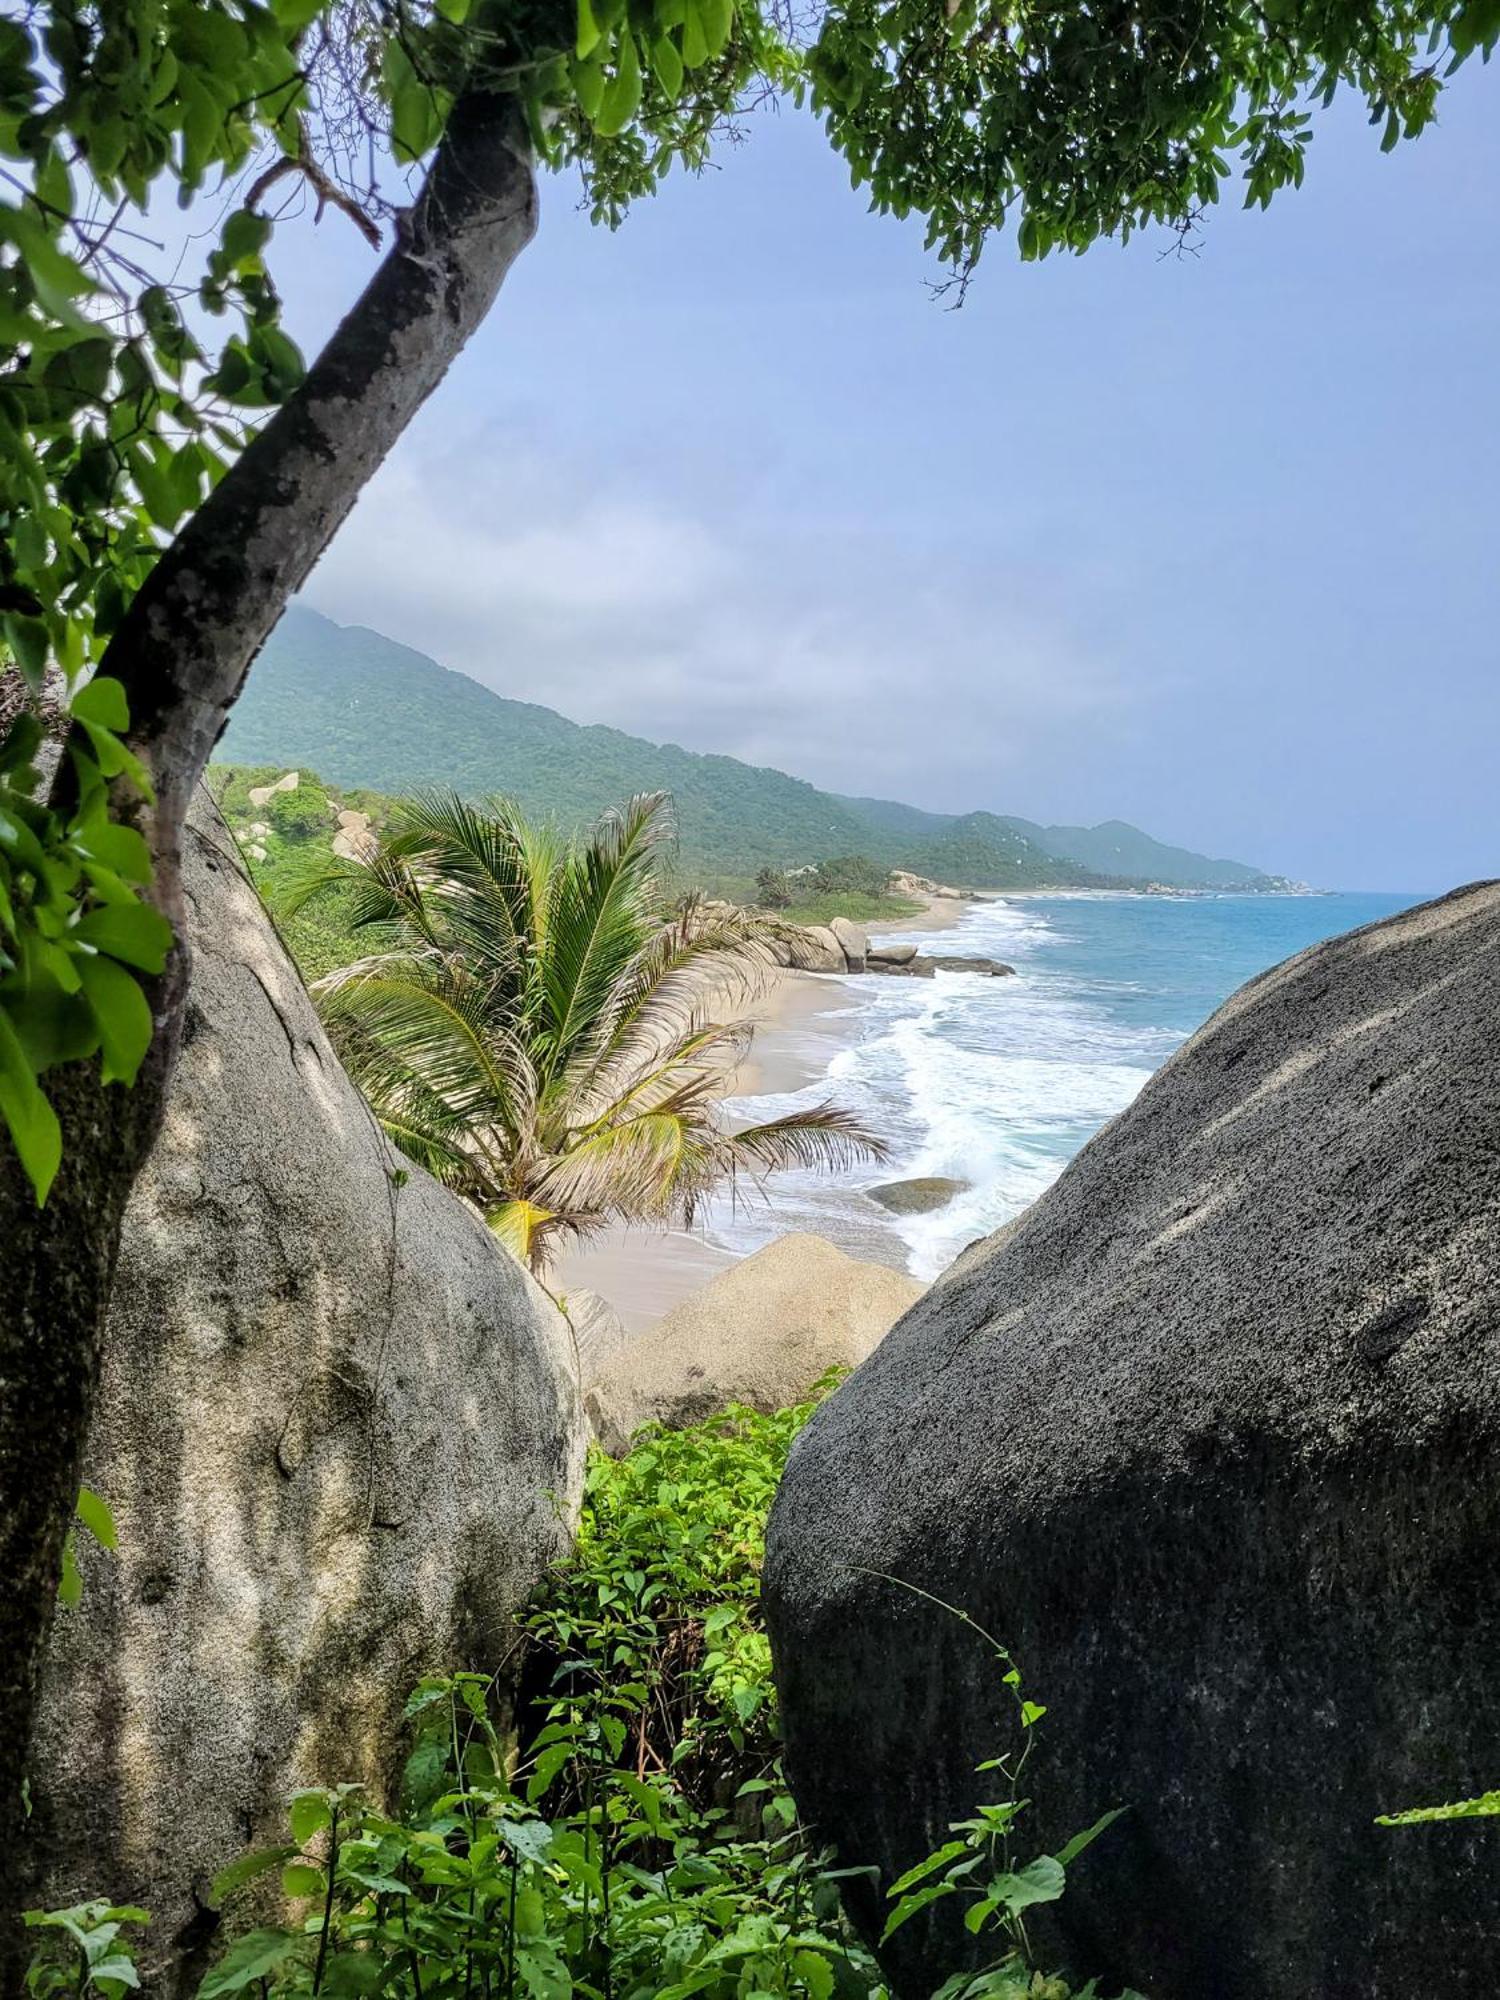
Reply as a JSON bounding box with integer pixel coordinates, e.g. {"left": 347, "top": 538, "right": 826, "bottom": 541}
{"left": 553, "top": 891, "right": 973, "bottom": 1330}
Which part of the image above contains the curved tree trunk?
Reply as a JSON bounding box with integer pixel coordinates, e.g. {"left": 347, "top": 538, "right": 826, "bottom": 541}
{"left": 0, "top": 86, "right": 537, "bottom": 1961}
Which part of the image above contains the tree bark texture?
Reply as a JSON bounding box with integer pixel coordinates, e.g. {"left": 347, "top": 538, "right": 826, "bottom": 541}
{"left": 0, "top": 86, "right": 538, "bottom": 1962}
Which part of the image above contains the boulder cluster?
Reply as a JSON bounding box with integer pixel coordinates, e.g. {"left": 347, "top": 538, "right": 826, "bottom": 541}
{"left": 768, "top": 917, "right": 1014, "bottom": 980}
{"left": 36, "top": 786, "right": 1500, "bottom": 2000}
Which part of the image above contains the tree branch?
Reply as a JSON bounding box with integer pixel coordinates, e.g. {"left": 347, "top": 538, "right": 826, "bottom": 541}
{"left": 99, "top": 84, "right": 538, "bottom": 835}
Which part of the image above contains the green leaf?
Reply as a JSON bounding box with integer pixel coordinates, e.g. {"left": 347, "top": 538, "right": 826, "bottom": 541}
{"left": 280, "top": 1862, "right": 324, "bottom": 1898}
{"left": 74, "top": 901, "right": 173, "bottom": 974}
{"left": 881, "top": 1878, "right": 957, "bottom": 1942}
{"left": 42, "top": 335, "right": 114, "bottom": 400}
{"left": 76, "top": 813, "right": 152, "bottom": 885}
{"left": 699, "top": 0, "right": 733, "bottom": 55}
{"left": 3, "top": 614, "right": 50, "bottom": 689}
{"left": 887, "top": 1837, "right": 968, "bottom": 1896}
{"left": 991, "top": 1853, "right": 1066, "bottom": 1913}
{"left": 75, "top": 1486, "right": 119, "bottom": 1550}
{"left": 571, "top": 56, "right": 607, "bottom": 120}
{"left": 0, "top": 1005, "right": 62, "bottom": 1202}
{"left": 78, "top": 951, "right": 154, "bottom": 1084}
{"left": 70, "top": 676, "right": 131, "bottom": 731}
{"left": 793, "top": 1949, "right": 835, "bottom": 2000}
{"left": 208, "top": 1846, "right": 297, "bottom": 1909}
{"left": 577, "top": 0, "right": 603, "bottom": 58}
{"left": 1378, "top": 1790, "right": 1500, "bottom": 1826}
{"left": 197, "top": 1927, "right": 302, "bottom": 1996}
{"left": 525, "top": 1740, "right": 572, "bottom": 1801}
{"left": 221, "top": 207, "right": 273, "bottom": 266}
{"left": 594, "top": 31, "right": 643, "bottom": 135}
{"left": 58, "top": 1532, "right": 82, "bottom": 1606}
{"left": 288, "top": 1791, "right": 332, "bottom": 1845}
{"left": 681, "top": 0, "right": 708, "bottom": 66}
{"left": 1054, "top": 1805, "right": 1127, "bottom": 1866}
{"left": 652, "top": 34, "right": 685, "bottom": 98}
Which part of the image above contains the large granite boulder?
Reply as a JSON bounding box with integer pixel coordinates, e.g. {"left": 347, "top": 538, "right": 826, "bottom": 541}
{"left": 561, "top": 1285, "right": 635, "bottom": 1383}
{"left": 785, "top": 925, "right": 847, "bottom": 973}
{"left": 829, "top": 918, "right": 869, "bottom": 971}
{"left": 764, "top": 885, "right": 1500, "bottom": 2000}
{"left": 869, "top": 938, "right": 919, "bottom": 966}
{"left": 587, "top": 1234, "right": 924, "bottom": 1453}
{"left": 30, "top": 796, "right": 587, "bottom": 1993}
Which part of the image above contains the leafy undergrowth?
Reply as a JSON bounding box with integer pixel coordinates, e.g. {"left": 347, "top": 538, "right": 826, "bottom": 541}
{"left": 780, "top": 891, "right": 922, "bottom": 928}
{"left": 29, "top": 1388, "right": 1142, "bottom": 2000}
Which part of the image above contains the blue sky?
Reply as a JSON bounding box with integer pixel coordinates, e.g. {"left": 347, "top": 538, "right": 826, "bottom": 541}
{"left": 272, "top": 70, "right": 1499, "bottom": 892}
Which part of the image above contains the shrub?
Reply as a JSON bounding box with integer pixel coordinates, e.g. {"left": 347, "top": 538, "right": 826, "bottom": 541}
{"left": 755, "top": 866, "right": 794, "bottom": 911}
{"left": 807, "top": 856, "right": 890, "bottom": 898}
{"left": 31, "top": 1393, "right": 1139, "bottom": 2000}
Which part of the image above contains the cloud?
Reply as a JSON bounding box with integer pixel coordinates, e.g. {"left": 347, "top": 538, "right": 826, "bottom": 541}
{"left": 302, "top": 425, "right": 1157, "bottom": 815}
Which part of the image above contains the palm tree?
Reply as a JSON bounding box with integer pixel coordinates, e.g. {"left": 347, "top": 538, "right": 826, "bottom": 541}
{"left": 287, "top": 790, "right": 885, "bottom": 1271}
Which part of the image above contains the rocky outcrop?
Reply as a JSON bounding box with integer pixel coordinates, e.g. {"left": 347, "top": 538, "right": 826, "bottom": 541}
{"left": 829, "top": 917, "right": 869, "bottom": 971}
{"left": 331, "top": 806, "right": 375, "bottom": 861}
{"left": 865, "top": 1176, "right": 970, "bottom": 1215}
{"left": 561, "top": 1285, "right": 634, "bottom": 1383}
{"left": 586, "top": 1235, "right": 924, "bottom": 1454}
{"left": 889, "top": 870, "right": 972, "bottom": 902}
{"left": 30, "top": 795, "right": 587, "bottom": 1993}
{"left": 780, "top": 925, "right": 1013, "bottom": 981}
{"left": 765, "top": 885, "right": 1500, "bottom": 2000}
{"left": 785, "top": 925, "right": 847, "bottom": 973}
{"left": 246, "top": 768, "right": 300, "bottom": 808}
{"left": 879, "top": 953, "right": 1015, "bottom": 980}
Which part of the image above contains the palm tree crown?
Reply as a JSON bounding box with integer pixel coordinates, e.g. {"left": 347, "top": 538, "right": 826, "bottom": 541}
{"left": 290, "top": 790, "right": 886, "bottom": 1271}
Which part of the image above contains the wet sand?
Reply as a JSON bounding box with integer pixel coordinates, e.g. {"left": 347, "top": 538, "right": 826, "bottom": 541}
{"left": 552, "top": 892, "right": 976, "bottom": 1329}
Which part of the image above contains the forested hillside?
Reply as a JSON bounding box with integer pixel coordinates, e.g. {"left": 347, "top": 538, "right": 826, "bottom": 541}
{"left": 222, "top": 608, "right": 1283, "bottom": 890}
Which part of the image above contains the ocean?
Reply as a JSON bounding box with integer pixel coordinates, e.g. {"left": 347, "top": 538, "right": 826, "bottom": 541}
{"left": 708, "top": 891, "right": 1420, "bottom": 1280}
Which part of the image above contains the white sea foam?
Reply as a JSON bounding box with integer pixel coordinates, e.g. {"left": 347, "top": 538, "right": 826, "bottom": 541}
{"left": 707, "top": 896, "right": 1167, "bottom": 1280}
{"left": 704, "top": 888, "right": 1413, "bottom": 1284}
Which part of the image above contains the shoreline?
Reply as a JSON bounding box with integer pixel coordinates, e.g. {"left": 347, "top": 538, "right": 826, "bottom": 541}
{"left": 555, "top": 891, "right": 980, "bottom": 1330}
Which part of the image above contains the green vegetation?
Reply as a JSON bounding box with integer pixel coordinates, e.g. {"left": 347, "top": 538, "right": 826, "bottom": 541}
{"left": 207, "top": 766, "right": 388, "bottom": 981}
{"left": 751, "top": 857, "right": 922, "bottom": 929}
{"left": 34, "top": 1393, "right": 1136, "bottom": 1999}
{"left": 784, "top": 892, "right": 917, "bottom": 929}
{"left": 0, "top": 681, "right": 174, "bottom": 1201}
{"left": 223, "top": 612, "right": 1276, "bottom": 892}
{"left": 290, "top": 790, "right": 882, "bottom": 1269}
{"left": 1378, "top": 1791, "right": 1500, "bottom": 1827}
{"left": 2, "top": 0, "right": 1488, "bottom": 1968}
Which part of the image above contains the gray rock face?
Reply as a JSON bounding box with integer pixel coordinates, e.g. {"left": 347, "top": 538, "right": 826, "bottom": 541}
{"left": 866, "top": 954, "right": 1016, "bottom": 980}
{"left": 829, "top": 917, "right": 869, "bottom": 971}
{"left": 586, "top": 1234, "right": 924, "bottom": 1454}
{"left": 865, "top": 1176, "right": 971, "bottom": 1216}
{"left": 31, "top": 797, "right": 587, "bottom": 1993}
{"left": 561, "top": 1285, "right": 635, "bottom": 1383}
{"left": 764, "top": 885, "right": 1500, "bottom": 2000}
{"left": 785, "top": 925, "right": 846, "bottom": 973}
{"left": 869, "top": 938, "right": 919, "bottom": 966}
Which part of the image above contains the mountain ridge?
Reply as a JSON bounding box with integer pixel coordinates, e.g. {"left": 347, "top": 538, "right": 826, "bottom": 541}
{"left": 220, "top": 607, "right": 1288, "bottom": 892}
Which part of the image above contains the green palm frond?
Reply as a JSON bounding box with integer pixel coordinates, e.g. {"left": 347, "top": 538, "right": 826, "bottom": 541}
{"left": 307, "top": 788, "right": 884, "bottom": 1270}
{"left": 319, "top": 964, "right": 536, "bottom": 1141}
{"left": 540, "top": 792, "right": 677, "bottom": 1078}
{"left": 562, "top": 1019, "right": 752, "bottom": 1133}
{"left": 723, "top": 1104, "right": 891, "bottom": 1179}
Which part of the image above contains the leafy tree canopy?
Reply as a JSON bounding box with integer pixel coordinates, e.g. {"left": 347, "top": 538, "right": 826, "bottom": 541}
{"left": 0, "top": 0, "right": 1492, "bottom": 1180}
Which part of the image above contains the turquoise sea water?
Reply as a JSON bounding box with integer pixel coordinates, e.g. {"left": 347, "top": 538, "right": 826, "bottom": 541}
{"left": 712, "top": 890, "right": 1421, "bottom": 1278}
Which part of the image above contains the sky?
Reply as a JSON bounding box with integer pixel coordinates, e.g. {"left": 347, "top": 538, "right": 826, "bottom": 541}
{"left": 264, "top": 71, "right": 1499, "bottom": 893}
